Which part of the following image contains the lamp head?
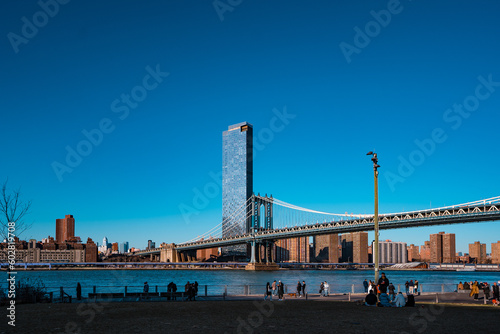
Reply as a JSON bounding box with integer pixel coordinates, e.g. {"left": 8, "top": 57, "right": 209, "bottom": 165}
{"left": 366, "top": 151, "right": 373, "bottom": 156}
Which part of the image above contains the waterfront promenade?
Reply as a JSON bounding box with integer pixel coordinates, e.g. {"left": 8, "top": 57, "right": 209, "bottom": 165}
{"left": 6, "top": 295, "right": 499, "bottom": 333}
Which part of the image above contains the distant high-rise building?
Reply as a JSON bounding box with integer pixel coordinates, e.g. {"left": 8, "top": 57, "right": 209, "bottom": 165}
{"left": 430, "top": 232, "right": 456, "bottom": 263}
{"left": 98, "top": 237, "right": 109, "bottom": 253}
{"left": 407, "top": 244, "right": 420, "bottom": 262}
{"left": 85, "top": 238, "right": 98, "bottom": 262}
{"left": 120, "top": 242, "right": 129, "bottom": 253}
{"left": 275, "top": 237, "right": 309, "bottom": 262}
{"left": 430, "top": 233, "right": 443, "bottom": 263}
{"left": 442, "top": 233, "right": 456, "bottom": 263}
{"left": 491, "top": 241, "right": 500, "bottom": 264}
{"left": 420, "top": 241, "right": 431, "bottom": 262}
{"left": 469, "top": 241, "right": 487, "bottom": 264}
{"left": 313, "top": 234, "right": 339, "bottom": 262}
{"left": 373, "top": 240, "right": 407, "bottom": 264}
{"left": 56, "top": 214, "right": 75, "bottom": 243}
{"left": 147, "top": 240, "right": 155, "bottom": 250}
{"left": 222, "top": 122, "right": 253, "bottom": 255}
{"left": 339, "top": 232, "right": 368, "bottom": 263}
{"left": 112, "top": 242, "right": 119, "bottom": 252}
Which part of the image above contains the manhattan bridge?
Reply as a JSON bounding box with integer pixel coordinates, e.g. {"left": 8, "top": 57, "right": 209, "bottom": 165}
{"left": 136, "top": 194, "right": 500, "bottom": 264}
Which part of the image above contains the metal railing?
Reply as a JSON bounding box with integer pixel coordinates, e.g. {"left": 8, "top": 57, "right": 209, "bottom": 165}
{"left": 0, "top": 283, "right": 465, "bottom": 301}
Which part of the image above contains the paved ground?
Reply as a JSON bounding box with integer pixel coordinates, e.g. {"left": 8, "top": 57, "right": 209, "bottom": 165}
{"left": 3, "top": 292, "right": 499, "bottom": 333}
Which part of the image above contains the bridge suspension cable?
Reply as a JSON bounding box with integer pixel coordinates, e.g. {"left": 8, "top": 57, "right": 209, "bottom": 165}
{"left": 179, "top": 197, "right": 253, "bottom": 244}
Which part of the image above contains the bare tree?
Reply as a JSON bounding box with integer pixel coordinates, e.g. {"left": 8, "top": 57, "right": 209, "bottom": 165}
{"left": 0, "top": 180, "right": 32, "bottom": 241}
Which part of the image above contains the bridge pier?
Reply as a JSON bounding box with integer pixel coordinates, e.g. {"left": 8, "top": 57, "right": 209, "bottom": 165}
{"left": 160, "top": 243, "right": 180, "bottom": 263}
{"left": 246, "top": 239, "right": 278, "bottom": 270}
{"left": 250, "top": 240, "right": 256, "bottom": 264}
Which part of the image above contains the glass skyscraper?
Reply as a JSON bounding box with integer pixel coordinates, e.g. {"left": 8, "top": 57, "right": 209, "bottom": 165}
{"left": 222, "top": 122, "right": 253, "bottom": 255}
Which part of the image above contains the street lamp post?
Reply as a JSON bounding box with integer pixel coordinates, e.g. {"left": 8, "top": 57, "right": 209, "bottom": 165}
{"left": 367, "top": 151, "right": 380, "bottom": 284}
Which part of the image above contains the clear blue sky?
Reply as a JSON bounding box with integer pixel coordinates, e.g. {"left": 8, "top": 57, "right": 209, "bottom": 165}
{"left": 1, "top": 0, "right": 499, "bottom": 252}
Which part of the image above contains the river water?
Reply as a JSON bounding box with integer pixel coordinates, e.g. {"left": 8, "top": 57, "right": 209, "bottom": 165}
{"left": 3, "top": 269, "right": 500, "bottom": 297}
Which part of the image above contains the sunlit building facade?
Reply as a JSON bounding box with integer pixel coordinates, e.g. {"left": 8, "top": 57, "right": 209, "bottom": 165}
{"left": 222, "top": 122, "right": 253, "bottom": 255}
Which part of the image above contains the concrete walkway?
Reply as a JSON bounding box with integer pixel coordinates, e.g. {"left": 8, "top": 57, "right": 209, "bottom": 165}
{"left": 222, "top": 292, "right": 497, "bottom": 305}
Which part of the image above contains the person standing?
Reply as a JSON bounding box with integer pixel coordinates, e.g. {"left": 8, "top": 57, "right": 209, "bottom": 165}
{"left": 265, "top": 282, "right": 272, "bottom": 301}
{"left": 470, "top": 281, "right": 479, "bottom": 300}
{"left": 272, "top": 280, "right": 277, "bottom": 296}
{"left": 194, "top": 281, "right": 199, "bottom": 296}
{"left": 319, "top": 282, "right": 324, "bottom": 296}
{"left": 483, "top": 282, "right": 490, "bottom": 300}
{"left": 492, "top": 282, "right": 499, "bottom": 300}
{"left": 76, "top": 282, "right": 82, "bottom": 301}
{"left": 185, "top": 281, "right": 191, "bottom": 301}
{"left": 278, "top": 280, "right": 284, "bottom": 301}
{"left": 367, "top": 280, "right": 373, "bottom": 294}
{"left": 143, "top": 282, "right": 150, "bottom": 299}
{"left": 414, "top": 280, "right": 419, "bottom": 295}
{"left": 388, "top": 283, "right": 396, "bottom": 301}
{"left": 296, "top": 281, "right": 302, "bottom": 297}
{"left": 408, "top": 280, "right": 414, "bottom": 294}
{"left": 323, "top": 281, "right": 330, "bottom": 297}
{"left": 302, "top": 281, "right": 306, "bottom": 297}
{"left": 363, "top": 279, "right": 369, "bottom": 293}
{"left": 377, "top": 272, "right": 390, "bottom": 297}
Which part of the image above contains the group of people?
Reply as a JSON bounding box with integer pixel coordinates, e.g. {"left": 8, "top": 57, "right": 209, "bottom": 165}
{"left": 404, "top": 280, "right": 419, "bottom": 295}
{"left": 265, "top": 280, "right": 284, "bottom": 300}
{"left": 319, "top": 281, "right": 330, "bottom": 297}
{"left": 363, "top": 272, "right": 416, "bottom": 307}
{"left": 265, "top": 280, "right": 307, "bottom": 300}
{"left": 459, "top": 280, "right": 500, "bottom": 304}
{"left": 363, "top": 277, "right": 419, "bottom": 297}
{"left": 184, "top": 281, "right": 199, "bottom": 301}
{"left": 142, "top": 281, "right": 197, "bottom": 301}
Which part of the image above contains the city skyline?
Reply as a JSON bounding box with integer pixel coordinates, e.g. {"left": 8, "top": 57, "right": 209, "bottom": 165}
{"left": 2, "top": 1, "right": 500, "bottom": 250}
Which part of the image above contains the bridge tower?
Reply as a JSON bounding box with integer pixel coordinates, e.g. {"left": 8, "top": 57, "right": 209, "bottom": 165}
{"left": 246, "top": 194, "right": 279, "bottom": 270}
{"left": 251, "top": 194, "right": 273, "bottom": 232}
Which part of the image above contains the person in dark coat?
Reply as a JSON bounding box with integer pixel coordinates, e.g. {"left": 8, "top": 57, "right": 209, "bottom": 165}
{"left": 364, "top": 290, "right": 377, "bottom": 306}
{"left": 76, "top": 282, "right": 82, "bottom": 300}
{"left": 185, "top": 281, "right": 191, "bottom": 301}
{"left": 277, "top": 280, "right": 284, "bottom": 300}
{"left": 265, "top": 282, "right": 272, "bottom": 300}
{"left": 377, "top": 272, "right": 389, "bottom": 296}
{"left": 296, "top": 281, "right": 302, "bottom": 297}
{"left": 194, "top": 281, "right": 199, "bottom": 296}
{"left": 302, "top": 281, "right": 306, "bottom": 296}
{"left": 483, "top": 283, "right": 490, "bottom": 300}
{"left": 492, "top": 282, "right": 500, "bottom": 300}
{"left": 190, "top": 283, "right": 197, "bottom": 301}
{"left": 388, "top": 283, "right": 396, "bottom": 301}
{"left": 405, "top": 294, "right": 415, "bottom": 307}
{"left": 363, "top": 279, "right": 369, "bottom": 293}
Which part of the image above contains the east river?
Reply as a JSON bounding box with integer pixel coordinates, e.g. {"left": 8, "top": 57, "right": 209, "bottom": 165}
{"left": 3, "top": 269, "right": 500, "bottom": 297}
